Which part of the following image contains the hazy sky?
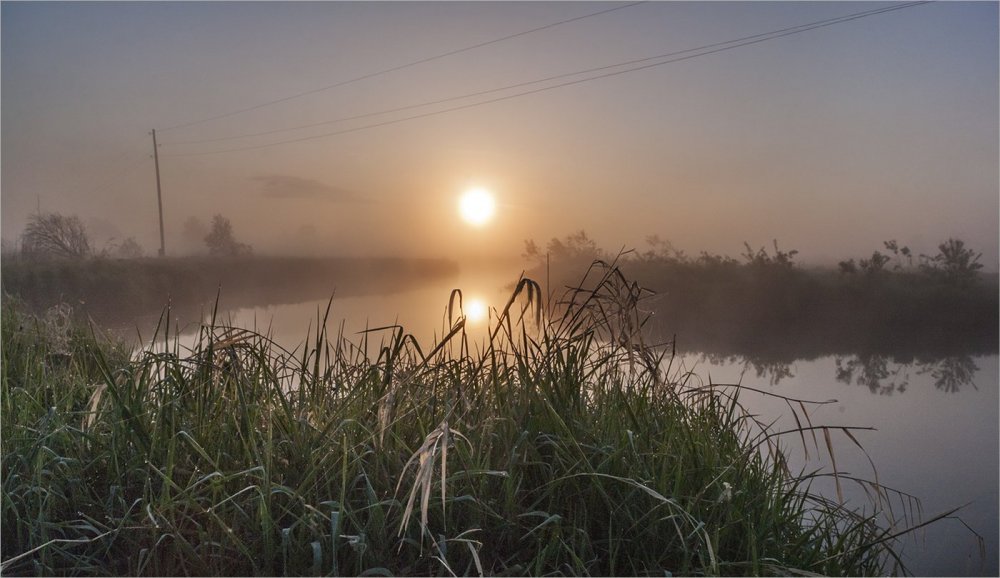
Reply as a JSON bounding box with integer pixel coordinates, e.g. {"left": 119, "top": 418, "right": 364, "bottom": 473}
{"left": 3, "top": 1, "right": 997, "bottom": 265}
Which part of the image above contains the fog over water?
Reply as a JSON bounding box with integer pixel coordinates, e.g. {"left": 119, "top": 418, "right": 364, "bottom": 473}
{"left": 2, "top": 2, "right": 997, "bottom": 266}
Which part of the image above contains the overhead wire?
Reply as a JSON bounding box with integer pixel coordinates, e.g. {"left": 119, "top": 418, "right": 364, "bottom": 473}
{"left": 162, "top": 1, "right": 930, "bottom": 158}
{"left": 162, "top": 1, "right": 928, "bottom": 148}
{"left": 156, "top": 1, "right": 646, "bottom": 133}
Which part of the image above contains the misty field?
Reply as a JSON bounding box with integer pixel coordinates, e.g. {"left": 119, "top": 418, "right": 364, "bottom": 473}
{"left": 3, "top": 234, "right": 996, "bottom": 361}
{"left": 1, "top": 264, "right": 936, "bottom": 576}
{"left": 0, "top": 255, "right": 459, "bottom": 329}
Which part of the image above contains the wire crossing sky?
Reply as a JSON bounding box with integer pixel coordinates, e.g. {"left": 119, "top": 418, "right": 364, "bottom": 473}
{"left": 156, "top": 1, "right": 646, "bottom": 133}
{"left": 161, "top": 1, "right": 924, "bottom": 149}
{"left": 159, "top": 2, "right": 930, "bottom": 156}
{"left": 2, "top": 2, "right": 997, "bottom": 266}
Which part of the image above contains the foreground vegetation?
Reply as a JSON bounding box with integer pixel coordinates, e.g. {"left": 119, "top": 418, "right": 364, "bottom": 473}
{"left": 3, "top": 265, "right": 935, "bottom": 576}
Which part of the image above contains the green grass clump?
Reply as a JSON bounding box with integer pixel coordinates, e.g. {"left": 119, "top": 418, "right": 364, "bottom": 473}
{"left": 2, "top": 264, "right": 911, "bottom": 576}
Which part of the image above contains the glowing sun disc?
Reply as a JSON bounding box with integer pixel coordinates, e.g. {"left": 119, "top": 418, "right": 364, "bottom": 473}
{"left": 459, "top": 187, "right": 495, "bottom": 226}
{"left": 465, "top": 299, "right": 488, "bottom": 323}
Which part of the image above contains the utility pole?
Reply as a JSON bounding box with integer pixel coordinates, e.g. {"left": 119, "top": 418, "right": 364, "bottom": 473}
{"left": 151, "top": 129, "right": 165, "bottom": 257}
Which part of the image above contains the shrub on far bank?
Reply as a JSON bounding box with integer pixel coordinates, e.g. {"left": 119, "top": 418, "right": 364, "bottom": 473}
{"left": 918, "top": 238, "right": 984, "bottom": 286}
{"left": 205, "top": 214, "right": 253, "bottom": 257}
{"left": 20, "top": 213, "right": 91, "bottom": 260}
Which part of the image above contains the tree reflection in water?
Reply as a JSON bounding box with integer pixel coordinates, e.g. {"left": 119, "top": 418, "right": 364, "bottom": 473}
{"left": 834, "top": 354, "right": 978, "bottom": 395}
{"left": 697, "top": 352, "right": 981, "bottom": 394}
{"left": 835, "top": 354, "right": 911, "bottom": 395}
{"left": 919, "top": 355, "right": 980, "bottom": 393}
{"left": 699, "top": 353, "right": 795, "bottom": 386}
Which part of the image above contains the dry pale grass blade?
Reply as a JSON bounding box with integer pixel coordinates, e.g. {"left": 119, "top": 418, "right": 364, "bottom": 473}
{"left": 440, "top": 422, "right": 448, "bottom": 515}
{"left": 395, "top": 420, "right": 469, "bottom": 539}
{"left": 82, "top": 383, "right": 107, "bottom": 431}
{"left": 442, "top": 530, "right": 486, "bottom": 578}
{"left": 786, "top": 399, "right": 809, "bottom": 461}
{"left": 840, "top": 427, "right": 887, "bottom": 514}
{"left": 447, "top": 289, "right": 463, "bottom": 328}
{"left": 433, "top": 549, "right": 458, "bottom": 578}
{"left": 377, "top": 388, "right": 395, "bottom": 448}
{"left": 0, "top": 530, "right": 119, "bottom": 572}
{"left": 467, "top": 540, "right": 484, "bottom": 577}
{"left": 823, "top": 427, "right": 844, "bottom": 505}
{"left": 701, "top": 525, "right": 719, "bottom": 576}
{"left": 800, "top": 400, "right": 820, "bottom": 451}
{"left": 818, "top": 504, "right": 970, "bottom": 567}
{"left": 204, "top": 326, "right": 255, "bottom": 351}
{"left": 376, "top": 319, "right": 468, "bottom": 447}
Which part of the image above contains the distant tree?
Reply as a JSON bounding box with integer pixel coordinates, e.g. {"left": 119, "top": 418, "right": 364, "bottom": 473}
{"left": 548, "top": 230, "right": 603, "bottom": 262}
{"left": 523, "top": 230, "right": 605, "bottom": 266}
{"left": 116, "top": 237, "right": 144, "bottom": 259}
{"left": 641, "top": 235, "right": 687, "bottom": 264}
{"left": 696, "top": 251, "right": 738, "bottom": 268}
{"left": 883, "top": 239, "right": 913, "bottom": 270}
{"left": 95, "top": 236, "right": 145, "bottom": 259}
{"left": 919, "top": 238, "right": 983, "bottom": 285}
{"left": 21, "top": 212, "right": 91, "bottom": 259}
{"left": 841, "top": 241, "right": 912, "bottom": 276}
{"left": 741, "top": 240, "right": 798, "bottom": 269}
{"left": 858, "top": 251, "right": 890, "bottom": 275}
{"left": 204, "top": 214, "right": 252, "bottom": 257}
{"left": 838, "top": 259, "right": 858, "bottom": 275}
{"left": 522, "top": 239, "right": 542, "bottom": 263}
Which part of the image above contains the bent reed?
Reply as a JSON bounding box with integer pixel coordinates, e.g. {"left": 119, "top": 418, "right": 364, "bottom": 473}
{"left": 2, "top": 262, "right": 931, "bottom": 576}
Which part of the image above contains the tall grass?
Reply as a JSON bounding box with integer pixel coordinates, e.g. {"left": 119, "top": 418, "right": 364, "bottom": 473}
{"left": 2, "top": 263, "right": 929, "bottom": 576}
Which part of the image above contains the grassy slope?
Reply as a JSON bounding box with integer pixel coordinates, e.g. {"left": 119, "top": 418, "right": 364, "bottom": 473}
{"left": 2, "top": 267, "right": 914, "bottom": 576}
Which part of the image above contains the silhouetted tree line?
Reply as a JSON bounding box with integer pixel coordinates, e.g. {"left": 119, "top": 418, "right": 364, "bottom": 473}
{"left": 524, "top": 230, "right": 989, "bottom": 287}
{"left": 12, "top": 211, "right": 253, "bottom": 261}
{"left": 523, "top": 231, "right": 997, "bottom": 357}
{"left": 838, "top": 238, "right": 983, "bottom": 286}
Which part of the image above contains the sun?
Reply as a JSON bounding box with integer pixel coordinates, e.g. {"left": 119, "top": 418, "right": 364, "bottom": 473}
{"left": 465, "top": 298, "right": 488, "bottom": 323}
{"left": 458, "top": 187, "right": 496, "bottom": 226}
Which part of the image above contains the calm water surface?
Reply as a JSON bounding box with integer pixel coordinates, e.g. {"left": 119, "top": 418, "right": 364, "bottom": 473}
{"left": 675, "top": 353, "right": 998, "bottom": 576}
{"left": 145, "top": 269, "right": 997, "bottom": 576}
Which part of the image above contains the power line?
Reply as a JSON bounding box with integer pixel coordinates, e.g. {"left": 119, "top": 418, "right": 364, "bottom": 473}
{"left": 156, "top": 2, "right": 645, "bottom": 133}
{"left": 163, "top": 1, "right": 930, "bottom": 158}
{"left": 163, "top": 1, "right": 927, "bottom": 149}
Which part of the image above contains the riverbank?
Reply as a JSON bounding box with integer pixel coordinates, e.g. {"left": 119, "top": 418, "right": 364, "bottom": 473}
{"left": 527, "top": 253, "right": 998, "bottom": 360}
{"left": 0, "top": 255, "right": 459, "bottom": 329}
{"left": 1, "top": 266, "right": 923, "bottom": 576}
